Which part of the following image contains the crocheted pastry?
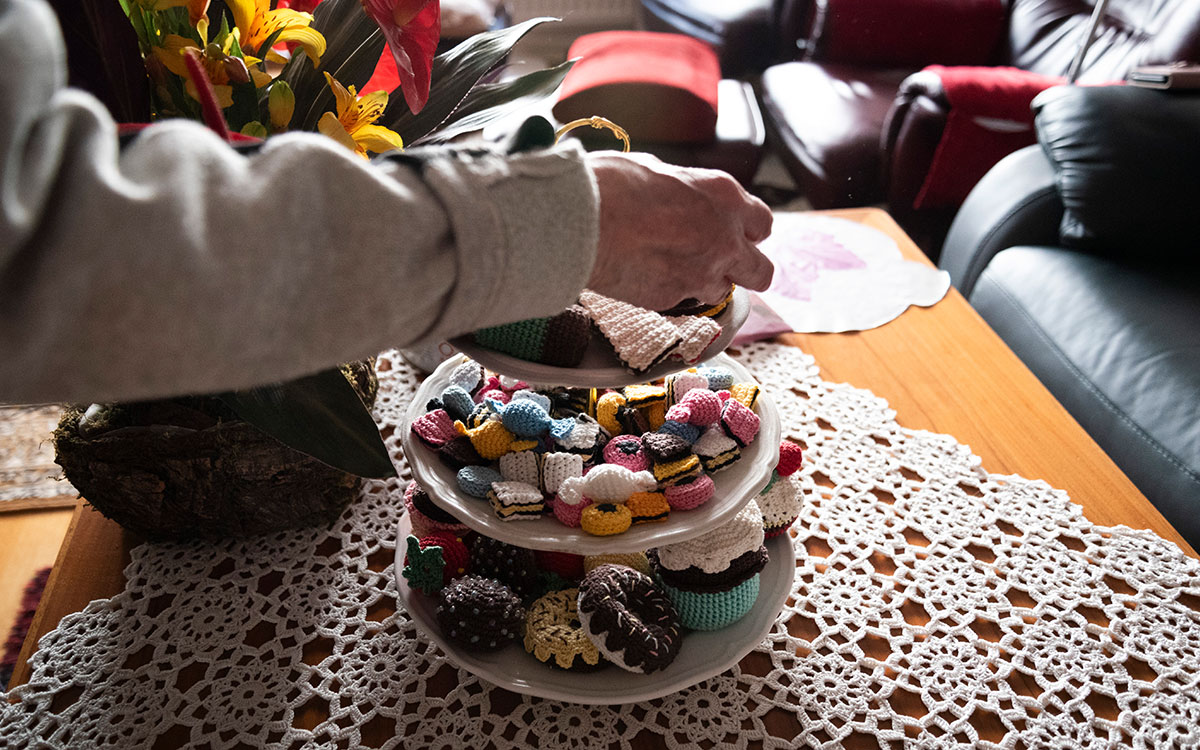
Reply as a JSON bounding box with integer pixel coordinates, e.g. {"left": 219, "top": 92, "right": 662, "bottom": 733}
{"left": 641, "top": 432, "right": 692, "bottom": 464}
{"left": 534, "top": 550, "right": 586, "bottom": 581}
{"left": 402, "top": 530, "right": 471, "bottom": 591}
{"left": 524, "top": 588, "right": 604, "bottom": 670}
{"left": 648, "top": 545, "right": 768, "bottom": 594}
{"left": 552, "top": 494, "right": 590, "bottom": 527}
{"left": 455, "top": 419, "right": 516, "bottom": 461}
{"left": 659, "top": 573, "right": 760, "bottom": 631}
{"left": 456, "top": 465, "right": 502, "bottom": 499}
{"left": 469, "top": 535, "right": 543, "bottom": 603}
{"left": 758, "top": 474, "right": 804, "bottom": 539}
{"left": 719, "top": 397, "right": 760, "bottom": 447}
{"left": 655, "top": 419, "right": 700, "bottom": 444}
{"left": 616, "top": 405, "right": 650, "bottom": 436}
{"left": 540, "top": 452, "right": 584, "bottom": 494}
{"left": 659, "top": 285, "right": 734, "bottom": 317}
{"left": 697, "top": 365, "right": 735, "bottom": 391}
{"left": 663, "top": 473, "right": 715, "bottom": 510}
{"left": 403, "top": 481, "right": 468, "bottom": 536}
{"left": 602, "top": 434, "right": 650, "bottom": 472}
{"left": 692, "top": 426, "right": 741, "bottom": 473}
{"left": 436, "top": 576, "right": 525, "bottom": 652}
{"left": 595, "top": 391, "right": 626, "bottom": 435}
{"left": 665, "top": 370, "right": 708, "bottom": 405}
{"left": 578, "top": 290, "right": 680, "bottom": 373}
{"left": 411, "top": 408, "right": 458, "bottom": 449}
{"left": 651, "top": 453, "right": 702, "bottom": 487}
{"left": 448, "top": 359, "right": 485, "bottom": 393}
{"left": 577, "top": 564, "right": 682, "bottom": 674}
{"left": 622, "top": 384, "right": 666, "bottom": 409}
{"left": 499, "top": 450, "right": 541, "bottom": 486}
{"left": 488, "top": 481, "right": 545, "bottom": 521}
{"left": 472, "top": 305, "right": 591, "bottom": 367}
{"left": 776, "top": 440, "right": 804, "bottom": 476}
{"left": 655, "top": 498, "right": 765, "bottom": 574}
{"left": 729, "top": 382, "right": 760, "bottom": 410}
{"left": 666, "top": 314, "right": 721, "bottom": 365}
{"left": 584, "top": 552, "right": 651, "bottom": 576}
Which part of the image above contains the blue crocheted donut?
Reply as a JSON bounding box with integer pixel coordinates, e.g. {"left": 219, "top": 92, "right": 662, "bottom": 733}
{"left": 456, "top": 465, "right": 503, "bottom": 498}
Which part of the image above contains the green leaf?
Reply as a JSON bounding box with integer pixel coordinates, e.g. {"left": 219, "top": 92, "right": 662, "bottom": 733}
{"left": 385, "top": 17, "right": 560, "bottom": 143}
{"left": 504, "top": 115, "right": 558, "bottom": 154}
{"left": 412, "top": 60, "right": 575, "bottom": 145}
{"left": 217, "top": 368, "right": 396, "bottom": 479}
{"left": 278, "top": 0, "right": 385, "bottom": 131}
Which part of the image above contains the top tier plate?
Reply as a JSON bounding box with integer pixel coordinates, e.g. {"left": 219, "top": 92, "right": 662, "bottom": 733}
{"left": 449, "top": 287, "right": 750, "bottom": 388}
{"left": 401, "top": 351, "right": 781, "bottom": 554}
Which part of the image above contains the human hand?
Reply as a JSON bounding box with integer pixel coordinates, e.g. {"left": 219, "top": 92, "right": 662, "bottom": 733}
{"left": 584, "top": 151, "right": 774, "bottom": 311}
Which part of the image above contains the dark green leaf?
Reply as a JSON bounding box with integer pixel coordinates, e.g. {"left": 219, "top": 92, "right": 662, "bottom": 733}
{"left": 504, "top": 115, "right": 558, "bottom": 154}
{"left": 218, "top": 369, "right": 396, "bottom": 479}
{"left": 386, "top": 17, "right": 560, "bottom": 143}
{"left": 51, "top": 0, "right": 151, "bottom": 123}
{"left": 413, "top": 60, "right": 574, "bottom": 145}
{"left": 278, "top": 0, "right": 385, "bottom": 131}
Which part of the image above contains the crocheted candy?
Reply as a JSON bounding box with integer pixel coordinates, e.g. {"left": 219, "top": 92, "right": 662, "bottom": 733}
{"left": 652, "top": 453, "right": 702, "bottom": 486}
{"left": 656, "top": 420, "right": 700, "bottom": 444}
{"left": 555, "top": 413, "right": 604, "bottom": 455}
{"left": 437, "top": 435, "right": 484, "bottom": 470}
{"left": 578, "top": 290, "right": 680, "bottom": 373}
{"left": 623, "top": 384, "right": 666, "bottom": 409}
{"left": 729, "top": 382, "right": 760, "bottom": 410}
{"left": 436, "top": 575, "right": 525, "bottom": 652}
{"left": 440, "top": 385, "right": 476, "bottom": 422}
{"left": 776, "top": 440, "right": 804, "bottom": 476}
{"left": 456, "top": 465, "right": 503, "bottom": 498}
{"left": 402, "top": 530, "right": 470, "bottom": 590}
{"left": 411, "top": 409, "right": 458, "bottom": 449}
{"left": 665, "top": 370, "right": 708, "bottom": 405}
{"left": 524, "top": 588, "right": 603, "bottom": 670}
{"left": 698, "top": 366, "right": 734, "bottom": 391}
{"left": 510, "top": 389, "right": 552, "bottom": 413}
{"left": 404, "top": 480, "right": 468, "bottom": 534}
{"left": 558, "top": 464, "right": 657, "bottom": 505}
{"left": 659, "top": 573, "right": 760, "bottom": 631}
{"left": 464, "top": 401, "right": 494, "bottom": 429}
{"left": 655, "top": 498, "right": 765, "bottom": 574}
{"left": 498, "top": 398, "right": 553, "bottom": 438}
{"left": 627, "top": 491, "right": 670, "bottom": 524}
{"left": 720, "top": 397, "right": 760, "bottom": 447}
{"left": 540, "top": 452, "right": 583, "bottom": 494}
{"left": 644, "top": 401, "right": 667, "bottom": 430}
{"left": 553, "top": 493, "right": 591, "bottom": 527}
{"left": 595, "top": 391, "right": 626, "bottom": 435}
{"left": 488, "top": 481, "right": 545, "bottom": 521}
{"left": 666, "top": 314, "right": 721, "bottom": 364}
{"left": 500, "top": 450, "right": 541, "bottom": 486}
{"left": 759, "top": 474, "right": 803, "bottom": 538}
{"left": 664, "top": 473, "right": 715, "bottom": 510}
{"left": 455, "top": 418, "right": 515, "bottom": 460}
{"left": 692, "top": 426, "right": 741, "bottom": 473}
{"left": 581, "top": 502, "right": 633, "bottom": 536}
{"left": 603, "top": 434, "right": 650, "bottom": 472}
{"left": 616, "top": 405, "right": 650, "bottom": 436}
{"left": 469, "top": 535, "right": 542, "bottom": 603}
{"left": 665, "top": 388, "right": 722, "bottom": 426}
{"left": 448, "top": 360, "right": 484, "bottom": 394}
{"left": 641, "top": 431, "right": 692, "bottom": 463}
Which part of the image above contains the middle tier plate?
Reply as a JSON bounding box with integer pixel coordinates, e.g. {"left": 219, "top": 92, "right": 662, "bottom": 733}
{"left": 401, "top": 352, "right": 781, "bottom": 554}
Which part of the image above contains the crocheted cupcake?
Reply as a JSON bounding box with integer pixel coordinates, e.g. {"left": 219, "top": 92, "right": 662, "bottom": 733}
{"left": 436, "top": 575, "right": 525, "bottom": 652}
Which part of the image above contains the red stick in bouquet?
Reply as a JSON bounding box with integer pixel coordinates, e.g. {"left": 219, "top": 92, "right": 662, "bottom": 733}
{"left": 181, "top": 47, "right": 233, "bottom": 142}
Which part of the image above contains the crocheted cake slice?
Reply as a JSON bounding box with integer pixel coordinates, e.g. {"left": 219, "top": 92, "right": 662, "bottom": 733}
{"left": 578, "top": 290, "right": 680, "bottom": 373}
{"left": 666, "top": 314, "right": 722, "bottom": 365}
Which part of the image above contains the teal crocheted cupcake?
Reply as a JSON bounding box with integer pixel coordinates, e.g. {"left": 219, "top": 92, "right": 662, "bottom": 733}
{"left": 658, "top": 574, "right": 760, "bottom": 631}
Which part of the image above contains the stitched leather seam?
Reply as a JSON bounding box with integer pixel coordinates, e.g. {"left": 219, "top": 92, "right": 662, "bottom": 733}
{"left": 985, "top": 277, "right": 1200, "bottom": 488}
{"left": 965, "top": 185, "right": 1057, "bottom": 295}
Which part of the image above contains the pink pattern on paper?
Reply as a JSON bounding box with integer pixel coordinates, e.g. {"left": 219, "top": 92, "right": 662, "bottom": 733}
{"left": 771, "top": 229, "right": 867, "bottom": 302}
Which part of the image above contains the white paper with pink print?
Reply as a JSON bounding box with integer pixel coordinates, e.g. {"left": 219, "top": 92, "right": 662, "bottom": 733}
{"left": 736, "top": 213, "right": 951, "bottom": 340}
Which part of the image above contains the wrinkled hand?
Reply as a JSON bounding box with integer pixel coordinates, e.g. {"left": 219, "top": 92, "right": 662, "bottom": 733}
{"left": 585, "top": 151, "right": 774, "bottom": 311}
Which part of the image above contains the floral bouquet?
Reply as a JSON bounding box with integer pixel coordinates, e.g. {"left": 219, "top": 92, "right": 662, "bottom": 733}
{"left": 53, "top": 0, "right": 572, "bottom": 539}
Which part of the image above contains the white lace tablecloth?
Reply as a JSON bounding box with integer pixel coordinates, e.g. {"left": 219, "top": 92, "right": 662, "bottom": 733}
{"left": 4, "top": 343, "right": 1199, "bottom": 748}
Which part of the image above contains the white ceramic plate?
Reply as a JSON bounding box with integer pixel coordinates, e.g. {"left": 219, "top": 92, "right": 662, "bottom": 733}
{"left": 394, "top": 512, "right": 796, "bottom": 704}
{"left": 401, "top": 352, "right": 781, "bottom": 554}
{"left": 449, "top": 287, "right": 750, "bottom": 388}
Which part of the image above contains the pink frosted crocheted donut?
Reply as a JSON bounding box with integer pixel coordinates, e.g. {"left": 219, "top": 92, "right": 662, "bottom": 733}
{"left": 664, "top": 474, "right": 715, "bottom": 510}
{"left": 602, "top": 434, "right": 650, "bottom": 472}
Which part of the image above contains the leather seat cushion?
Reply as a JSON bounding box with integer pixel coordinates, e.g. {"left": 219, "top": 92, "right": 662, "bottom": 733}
{"left": 970, "top": 246, "right": 1200, "bottom": 546}
{"left": 759, "top": 62, "right": 913, "bottom": 208}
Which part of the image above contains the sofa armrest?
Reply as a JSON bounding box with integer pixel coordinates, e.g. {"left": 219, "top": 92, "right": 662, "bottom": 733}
{"left": 786, "top": 0, "right": 1006, "bottom": 67}
{"left": 939, "top": 145, "right": 1063, "bottom": 297}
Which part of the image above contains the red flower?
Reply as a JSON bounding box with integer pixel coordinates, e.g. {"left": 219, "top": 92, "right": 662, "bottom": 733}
{"left": 361, "top": 0, "right": 440, "bottom": 114}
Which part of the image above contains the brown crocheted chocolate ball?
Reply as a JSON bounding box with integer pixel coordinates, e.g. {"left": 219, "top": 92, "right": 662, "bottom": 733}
{"left": 435, "top": 575, "right": 524, "bottom": 652}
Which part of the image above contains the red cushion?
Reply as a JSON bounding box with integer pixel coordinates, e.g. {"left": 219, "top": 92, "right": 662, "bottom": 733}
{"left": 914, "top": 66, "right": 1065, "bottom": 209}
{"left": 553, "top": 31, "right": 720, "bottom": 145}
{"left": 818, "top": 0, "right": 1007, "bottom": 67}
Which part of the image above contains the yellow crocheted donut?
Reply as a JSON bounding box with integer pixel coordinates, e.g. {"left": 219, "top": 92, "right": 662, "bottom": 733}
{"left": 580, "top": 502, "right": 632, "bottom": 536}
{"left": 524, "top": 588, "right": 602, "bottom": 670}
{"left": 584, "top": 552, "right": 652, "bottom": 576}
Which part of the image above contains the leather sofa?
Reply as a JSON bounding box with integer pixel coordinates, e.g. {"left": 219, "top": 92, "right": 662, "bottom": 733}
{"left": 941, "top": 84, "right": 1200, "bottom": 549}
{"left": 757, "top": 0, "right": 1200, "bottom": 254}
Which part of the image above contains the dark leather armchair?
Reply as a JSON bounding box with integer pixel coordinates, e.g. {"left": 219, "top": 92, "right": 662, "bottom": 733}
{"left": 941, "top": 85, "right": 1200, "bottom": 548}
{"left": 758, "top": 0, "right": 1200, "bottom": 254}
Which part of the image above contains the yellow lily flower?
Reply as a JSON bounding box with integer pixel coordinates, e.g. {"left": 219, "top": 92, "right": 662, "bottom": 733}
{"left": 317, "top": 73, "right": 405, "bottom": 157}
{"left": 153, "top": 35, "right": 234, "bottom": 108}
{"left": 227, "top": 0, "right": 326, "bottom": 67}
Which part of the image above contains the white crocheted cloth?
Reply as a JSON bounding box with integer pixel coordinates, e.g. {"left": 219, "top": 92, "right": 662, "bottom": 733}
{"left": 3, "top": 343, "right": 1200, "bottom": 750}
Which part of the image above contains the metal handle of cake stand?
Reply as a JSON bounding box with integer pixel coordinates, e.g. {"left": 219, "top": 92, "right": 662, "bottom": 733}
{"left": 555, "top": 116, "right": 631, "bottom": 152}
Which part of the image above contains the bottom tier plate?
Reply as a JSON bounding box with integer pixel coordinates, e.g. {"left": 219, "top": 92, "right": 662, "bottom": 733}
{"left": 394, "top": 513, "right": 797, "bottom": 704}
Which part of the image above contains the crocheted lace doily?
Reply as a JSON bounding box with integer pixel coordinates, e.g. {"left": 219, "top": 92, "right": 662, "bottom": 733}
{"left": 4, "top": 343, "right": 1199, "bottom": 748}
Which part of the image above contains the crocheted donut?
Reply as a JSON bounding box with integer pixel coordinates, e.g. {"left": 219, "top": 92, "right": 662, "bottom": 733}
{"left": 576, "top": 564, "right": 681, "bottom": 674}
{"left": 524, "top": 588, "right": 604, "bottom": 670}
{"left": 436, "top": 575, "right": 524, "bottom": 652}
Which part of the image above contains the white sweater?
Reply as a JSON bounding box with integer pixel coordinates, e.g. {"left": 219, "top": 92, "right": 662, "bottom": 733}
{"left": 0, "top": 0, "right": 599, "bottom": 404}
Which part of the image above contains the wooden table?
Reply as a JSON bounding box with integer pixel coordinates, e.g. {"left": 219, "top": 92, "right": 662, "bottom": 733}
{"left": 9, "top": 208, "right": 1195, "bottom": 738}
